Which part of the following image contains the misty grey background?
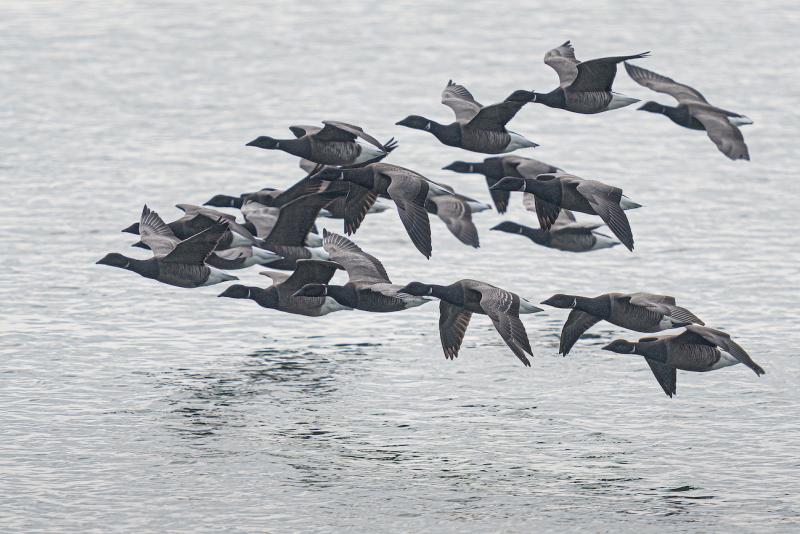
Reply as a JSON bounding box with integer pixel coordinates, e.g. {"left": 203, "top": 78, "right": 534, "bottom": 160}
{"left": 2, "top": 1, "right": 799, "bottom": 532}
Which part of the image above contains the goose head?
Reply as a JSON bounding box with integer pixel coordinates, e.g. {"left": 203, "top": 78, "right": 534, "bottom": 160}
{"left": 396, "top": 115, "right": 432, "bottom": 131}
{"left": 540, "top": 294, "right": 578, "bottom": 309}
{"left": 442, "top": 161, "right": 476, "bottom": 173}
{"left": 638, "top": 101, "right": 666, "bottom": 114}
{"left": 491, "top": 221, "right": 525, "bottom": 234}
{"left": 246, "top": 136, "right": 281, "bottom": 150}
{"left": 96, "top": 253, "right": 133, "bottom": 270}
{"left": 121, "top": 222, "right": 140, "bottom": 234}
{"left": 397, "top": 281, "right": 433, "bottom": 297}
{"left": 204, "top": 194, "right": 243, "bottom": 208}
{"left": 217, "top": 284, "right": 254, "bottom": 300}
{"left": 602, "top": 339, "right": 638, "bottom": 354}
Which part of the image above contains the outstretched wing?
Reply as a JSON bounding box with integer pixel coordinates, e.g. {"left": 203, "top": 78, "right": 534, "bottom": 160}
{"left": 559, "top": 309, "right": 602, "bottom": 355}
{"left": 343, "top": 184, "right": 379, "bottom": 235}
{"left": 544, "top": 41, "right": 580, "bottom": 88}
{"left": 680, "top": 325, "right": 765, "bottom": 376}
{"left": 624, "top": 62, "right": 707, "bottom": 104}
{"left": 692, "top": 109, "right": 750, "bottom": 161}
{"left": 646, "top": 359, "right": 678, "bottom": 397}
{"left": 139, "top": 205, "right": 178, "bottom": 257}
{"left": 318, "top": 121, "right": 389, "bottom": 151}
{"left": 322, "top": 229, "right": 391, "bottom": 285}
{"left": 162, "top": 221, "right": 228, "bottom": 264}
{"left": 429, "top": 195, "right": 479, "bottom": 248}
{"left": 441, "top": 80, "right": 483, "bottom": 121}
{"left": 478, "top": 286, "right": 533, "bottom": 366}
{"left": 570, "top": 51, "right": 650, "bottom": 92}
{"left": 467, "top": 100, "right": 527, "bottom": 130}
{"left": 439, "top": 301, "right": 472, "bottom": 360}
{"left": 575, "top": 180, "right": 634, "bottom": 251}
{"left": 278, "top": 259, "right": 342, "bottom": 294}
{"left": 261, "top": 191, "right": 345, "bottom": 247}
{"left": 628, "top": 293, "right": 704, "bottom": 325}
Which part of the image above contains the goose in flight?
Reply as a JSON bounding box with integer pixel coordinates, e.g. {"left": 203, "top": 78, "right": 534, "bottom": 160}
{"left": 541, "top": 292, "right": 704, "bottom": 355}
{"left": 625, "top": 62, "right": 751, "bottom": 160}
{"left": 398, "top": 279, "right": 542, "bottom": 366}
{"left": 218, "top": 259, "right": 351, "bottom": 317}
{"left": 98, "top": 205, "right": 238, "bottom": 288}
{"left": 491, "top": 173, "right": 641, "bottom": 251}
{"left": 530, "top": 41, "right": 649, "bottom": 114}
{"left": 603, "top": 325, "right": 765, "bottom": 397}
{"left": 293, "top": 230, "right": 432, "bottom": 312}
{"left": 246, "top": 121, "right": 397, "bottom": 166}
{"left": 396, "top": 81, "right": 539, "bottom": 154}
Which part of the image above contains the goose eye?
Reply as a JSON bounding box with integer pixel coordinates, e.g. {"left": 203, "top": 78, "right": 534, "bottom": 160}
{"left": 425, "top": 122, "right": 431, "bottom": 131}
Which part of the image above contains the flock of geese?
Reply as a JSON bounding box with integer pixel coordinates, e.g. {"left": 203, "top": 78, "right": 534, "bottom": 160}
{"left": 98, "top": 42, "right": 763, "bottom": 397}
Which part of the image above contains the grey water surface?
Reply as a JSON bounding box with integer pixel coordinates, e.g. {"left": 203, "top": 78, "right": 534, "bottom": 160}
{"left": 2, "top": 1, "right": 800, "bottom": 532}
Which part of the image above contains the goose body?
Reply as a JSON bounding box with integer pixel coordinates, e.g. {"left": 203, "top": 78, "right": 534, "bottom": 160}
{"left": 625, "top": 62, "right": 751, "bottom": 160}
{"left": 398, "top": 279, "right": 542, "bottom": 366}
{"left": 603, "top": 325, "right": 765, "bottom": 397}
{"left": 218, "top": 259, "right": 351, "bottom": 317}
{"left": 491, "top": 216, "right": 620, "bottom": 253}
{"left": 246, "top": 121, "right": 397, "bottom": 166}
{"left": 294, "top": 230, "right": 431, "bottom": 312}
{"left": 541, "top": 292, "right": 705, "bottom": 355}
{"left": 99, "top": 205, "right": 239, "bottom": 288}
{"left": 491, "top": 173, "right": 640, "bottom": 251}
{"left": 531, "top": 41, "right": 649, "bottom": 114}
{"left": 443, "top": 155, "right": 562, "bottom": 213}
{"left": 122, "top": 204, "right": 256, "bottom": 250}
{"left": 396, "top": 81, "right": 538, "bottom": 154}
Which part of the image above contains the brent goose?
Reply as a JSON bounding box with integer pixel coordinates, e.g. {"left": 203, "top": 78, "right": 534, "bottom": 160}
{"left": 98, "top": 205, "right": 238, "bottom": 288}
{"left": 246, "top": 121, "right": 397, "bottom": 166}
{"left": 293, "top": 230, "right": 432, "bottom": 312}
{"left": 443, "top": 155, "right": 562, "bottom": 213}
{"left": 491, "top": 173, "right": 641, "bottom": 251}
{"left": 603, "top": 325, "right": 765, "bottom": 397}
{"left": 531, "top": 41, "right": 649, "bottom": 114}
{"left": 541, "top": 292, "right": 704, "bottom": 355}
{"left": 396, "top": 81, "right": 539, "bottom": 154}
{"left": 625, "top": 62, "right": 751, "bottom": 160}
{"left": 241, "top": 191, "right": 345, "bottom": 269}
{"left": 123, "top": 204, "right": 256, "bottom": 250}
{"left": 398, "top": 279, "right": 543, "bottom": 366}
{"left": 313, "top": 163, "right": 454, "bottom": 258}
{"left": 491, "top": 212, "right": 619, "bottom": 253}
{"left": 218, "top": 259, "right": 351, "bottom": 317}
{"left": 129, "top": 218, "right": 282, "bottom": 270}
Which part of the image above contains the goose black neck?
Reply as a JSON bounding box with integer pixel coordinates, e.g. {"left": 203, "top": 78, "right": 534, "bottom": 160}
{"left": 431, "top": 284, "right": 463, "bottom": 306}
{"left": 326, "top": 285, "right": 359, "bottom": 308}
{"left": 430, "top": 122, "right": 462, "bottom": 148}
{"left": 574, "top": 295, "right": 610, "bottom": 317}
{"left": 522, "top": 178, "right": 560, "bottom": 204}
{"left": 482, "top": 158, "right": 505, "bottom": 179}
{"left": 251, "top": 287, "right": 279, "bottom": 309}
{"left": 275, "top": 137, "right": 311, "bottom": 158}
{"left": 635, "top": 341, "right": 667, "bottom": 362}
{"left": 132, "top": 258, "right": 159, "bottom": 279}
{"left": 534, "top": 89, "right": 566, "bottom": 109}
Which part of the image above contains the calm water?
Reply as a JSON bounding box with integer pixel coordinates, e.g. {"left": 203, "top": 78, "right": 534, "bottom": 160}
{"left": 2, "top": 1, "right": 799, "bottom": 531}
